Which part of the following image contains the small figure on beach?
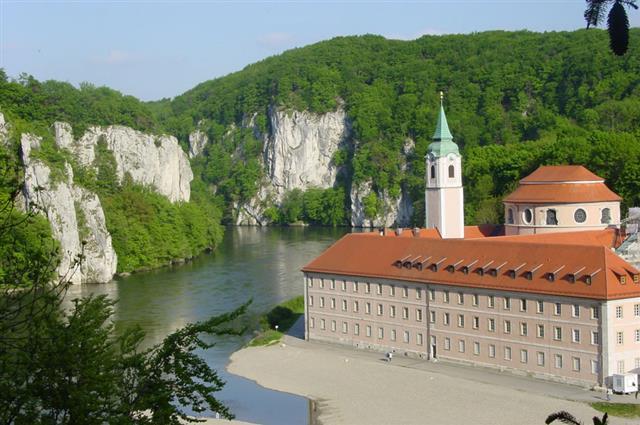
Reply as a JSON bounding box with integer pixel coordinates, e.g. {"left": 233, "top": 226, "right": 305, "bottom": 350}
{"left": 386, "top": 351, "right": 393, "bottom": 363}
{"left": 606, "top": 388, "right": 612, "bottom": 401}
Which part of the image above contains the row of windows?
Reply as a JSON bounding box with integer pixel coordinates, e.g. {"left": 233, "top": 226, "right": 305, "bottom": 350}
{"left": 615, "top": 304, "right": 640, "bottom": 318}
{"left": 507, "top": 207, "right": 612, "bottom": 226}
{"left": 441, "top": 337, "right": 596, "bottom": 373}
{"left": 310, "top": 317, "right": 424, "bottom": 345}
{"left": 309, "top": 296, "right": 425, "bottom": 321}
{"left": 616, "top": 329, "right": 640, "bottom": 344}
{"left": 618, "top": 358, "right": 640, "bottom": 374}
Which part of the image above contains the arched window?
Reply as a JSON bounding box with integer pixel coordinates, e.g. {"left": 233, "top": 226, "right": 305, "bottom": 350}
{"left": 523, "top": 209, "right": 533, "bottom": 224}
{"left": 430, "top": 165, "right": 436, "bottom": 179}
{"left": 601, "top": 208, "right": 611, "bottom": 224}
{"left": 448, "top": 165, "right": 455, "bottom": 178}
{"left": 546, "top": 209, "right": 558, "bottom": 226}
{"left": 507, "top": 208, "right": 514, "bottom": 224}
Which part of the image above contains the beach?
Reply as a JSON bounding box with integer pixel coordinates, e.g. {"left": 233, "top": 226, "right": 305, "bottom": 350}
{"left": 228, "top": 334, "right": 638, "bottom": 425}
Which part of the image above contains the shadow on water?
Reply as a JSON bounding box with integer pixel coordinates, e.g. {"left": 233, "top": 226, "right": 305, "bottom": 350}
{"left": 66, "top": 226, "right": 346, "bottom": 425}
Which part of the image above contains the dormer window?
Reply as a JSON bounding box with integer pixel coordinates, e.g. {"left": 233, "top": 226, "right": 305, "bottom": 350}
{"left": 585, "top": 269, "right": 601, "bottom": 285}
{"left": 490, "top": 262, "right": 508, "bottom": 277}
{"left": 415, "top": 257, "right": 431, "bottom": 271}
{"left": 634, "top": 274, "right": 639, "bottom": 284}
{"left": 431, "top": 258, "right": 447, "bottom": 272}
{"left": 547, "top": 265, "right": 565, "bottom": 282}
{"left": 621, "top": 275, "right": 627, "bottom": 284}
{"left": 462, "top": 259, "right": 478, "bottom": 275}
{"left": 525, "top": 264, "right": 543, "bottom": 281}
{"left": 447, "top": 260, "right": 463, "bottom": 273}
{"left": 508, "top": 263, "right": 526, "bottom": 279}
{"left": 448, "top": 165, "right": 455, "bottom": 178}
{"left": 568, "top": 267, "right": 585, "bottom": 283}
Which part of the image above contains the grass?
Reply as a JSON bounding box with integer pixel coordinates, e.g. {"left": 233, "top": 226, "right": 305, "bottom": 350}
{"left": 247, "top": 296, "right": 304, "bottom": 347}
{"left": 590, "top": 402, "right": 640, "bottom": 418}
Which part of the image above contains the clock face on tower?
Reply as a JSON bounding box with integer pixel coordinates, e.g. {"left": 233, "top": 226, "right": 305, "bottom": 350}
{"left": 447, "top": 153, "right": 457, "bottom": 162}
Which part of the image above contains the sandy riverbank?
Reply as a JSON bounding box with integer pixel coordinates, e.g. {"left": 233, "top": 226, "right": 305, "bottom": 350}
{"left": 228, "top": 335, "right": 637, "bottom": 425}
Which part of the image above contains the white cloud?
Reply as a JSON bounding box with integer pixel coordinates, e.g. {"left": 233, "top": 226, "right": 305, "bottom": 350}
{"left": 92, "top": 50, "right": 137, "bottom": 65}
{"left": 257, "top": 32, "right": 295, "bottom": 48}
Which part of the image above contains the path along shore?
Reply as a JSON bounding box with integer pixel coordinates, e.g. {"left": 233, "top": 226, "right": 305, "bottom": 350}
{"left": 227, "top": 334, "right": 639, "bottom": 425}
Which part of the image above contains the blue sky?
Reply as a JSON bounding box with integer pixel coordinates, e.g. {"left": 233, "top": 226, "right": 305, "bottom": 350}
{"left": 2, "top": 1, "right": 639, "bottom": 101}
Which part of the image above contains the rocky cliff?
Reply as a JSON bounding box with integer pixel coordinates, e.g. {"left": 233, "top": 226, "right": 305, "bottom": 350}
{"left": 59, "top": 123, "right": 192, "bottom": 203}
{"left": 20, "top": 133, "right": 117, "bottom": 284}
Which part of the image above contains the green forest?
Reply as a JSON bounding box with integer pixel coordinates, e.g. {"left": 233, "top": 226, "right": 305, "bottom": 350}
{"left": 1, "top": 29, "right": 640, "bottom": 272}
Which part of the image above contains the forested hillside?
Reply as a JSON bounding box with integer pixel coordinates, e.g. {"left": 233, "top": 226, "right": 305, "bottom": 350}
{"left": 151, "top": 29, "right": 640, "bottom": 225}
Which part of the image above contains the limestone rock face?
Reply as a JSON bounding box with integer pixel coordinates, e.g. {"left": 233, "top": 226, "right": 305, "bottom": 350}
{"left": 349, "top": 181, "right": 413, "bottom": 228}
{"left": 188, "top": 129, "right": 208, "bottom": 159}
{"left": 67, "top": 125, "right": 192, "bottom": 202}
{"left": 0, "top": 112, "right": 8, "bottom": 145}
{"left": 263, "top": 107, "right": 348, "bottom": 201}
{"left": 54, "top": 122, "right": 73, "bottom": 150}
{"left": 20, "top": 134, "right": 117, "bottom": 283}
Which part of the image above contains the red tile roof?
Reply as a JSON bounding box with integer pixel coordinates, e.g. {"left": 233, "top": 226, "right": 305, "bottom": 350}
{"left": 503, "top": 182, "right": 621, "bottom": 204}
{"left": 302, "top": 232, "right": 640, "bottom": 300}
{"left": 521, "top": 165, "right": 604, "bottom": 183}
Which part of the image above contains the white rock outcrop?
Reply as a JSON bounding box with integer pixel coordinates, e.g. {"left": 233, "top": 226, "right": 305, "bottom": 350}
{"left": 263, "top": 107, "right": 348, "bottom": 202}
{"left": 188, "top": 120, "right": 209, "bottom": 159}
{"left": 20, "top": 134, "right": 117, "bottom": 284}
{"left": 0, "top": 112, "right": 8, "bottom": 144}
{"left": 61, "top": 124, "right": 192, "bottom": 202}
{"left": 350, "top": 181, "right": 413, "bottom": 228}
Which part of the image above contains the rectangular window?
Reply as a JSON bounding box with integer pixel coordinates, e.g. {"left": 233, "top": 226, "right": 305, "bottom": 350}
{"left": 429, "top": 310, "right": 436, "bottom": 323}
{"left": 616, "top": 305, "right": 623, "bottom": 319}
{"left": 520, "top": 299, "right": 527, "bottom": 312}
{"left": 416, "top": 309, "right": 423, "bottom": 322}
{"left": 504, "top": 346, "right": 512, "bottom": 361}
{"left": 458, "top": 314, "right": 465, "bottom": 328}
{"left": 365, "top": 302, "right": 371, "bottom": 314}
{"left": 443, "top": 290, "right": 450, "bottom": 303}
{"left": 572, "top": 329, "right": 581, "bottom": 343}
{"left": 353, "top": 281, "right": 359, "bottom": 292}
{"left": 377, "top": 284, "right": 382, "bottom": 295}
{"left": 520, "top": 349, "right": 528, "bottom": 364}
{"left": 617, "top": 360, "right": 625, "bottom": 374}
{"left": 377, "top": 304, "right": 383, "bottom": 315}
{"left": 321, "top": 319, "right": 326, "bottom": 330}
{"left": 354, "top": 323, "right": 360, "bottom": 335}
{"left": 488, "top": 296, "right": 495, "bottom": 308}
{"left": 310, "top": 317, "right": 315, "bottom": 328}
{"left": 403, "top": 286, "right": 409, "bottom": 298}
{"left": 591, "top": 360, "right": 599, "bottom": 375}
{"left": 537, "top": 352, "right": 545, "bottom": 366}
{"left": 444, "top": 313, "right": 450, "bottom": 326}
{"left": 636, "top": 358, "right": 640, "bottom": 369}
{"left": 617, "top": 331, "right": 624, "bottom": 344}
{"left": 554, "top": 303, "right": 561, "bottom": 316}
{"left": 520, "top": 322, "right": 528, "bottom": 337}
{"left": 444, "top": 337, "right": 451, "bottom": 351}
{"left": 429, "top": 289, "right": 435, "bottom": 301}
{"left": 331, "top": 298, "right": 336, "bottom": 309}
{"left": 341, "top": 280, "right": 346, "bottom": 291}
{"left": 403, "top": 307, "right": 409, "bottom": 320}
{"left": 554, "top": 327, "right": 562, "bottom": 341}
{"left": 473, "top": 342, "right": 480, "bottom": 355}
{"left": 472, "top": 316, "right": 479, "bottom": 329}
{"left": 416, "top": 288, "right": 422, "bottom": 300}
{"left": 472, "top": 294, "right": 479, "bottom": 306}
{"left": 417, "top": 333, "right": 423, "bottom": 346}
{"left": 504, "top": 320, "right": 512, "bottom": 334}
{"left": 458, "top": 292, "right": 464, "bottom": 305}
{"left": 320, "top": 279, "right": 325, "bottom": 289}
{"left": 489, "top": 344, "right": 496, "bottom": 358}
{"left": 331, "top": 279, "right": 335, "bottom": 290}
{"left": 573, "top": 357, "right": 581, "bottom": 372}
{"left": 504, "top": 297, "right": 511, "bottom": 310}
{"left": 309, "top": 295, "right": 314, "bottom": 307}
{"left": 592, "top": 306, "right": 599, "bottom": 319}
{"left": 554, "top": 354, "right": 563, "bottom": 369}
{"left": 342, "top": 322, "right": 348, "bottom": 334}
{"left": 635, "top": 329, "right": 640, "bottom": 342}
{"left": 331, "top": 320, "right": 336, "bottom": 332}
{"left": 366, "top": 325, "right": 372, "bottom": 337}
{"left": 404, "top": 331, "right": 410, "bottom": 343}
{"left": 572, "top": 304, "right": 580, "bottom": 318}
{"left": 635, "top": 304, "right": 640, "bottom": 317}
{"left": 537, "top": 300, "right": 544, "bottom": 314}
{"left": 353, "top": 301, "right": 359, "bottom": 313}
{"left": 458, "top": 340, "right": 465, "bottom": 353}
{"left": 390, "top": 285, "right": 395, "bottom": 297}
{"left": 488, "top": 318, "right": 496, "bottom": 332}
{"left": 537, "top": 324, "right": 545, "bottom": 338}
{"left": 592, "top": 331, "right": 600, "bottom": 345}
{"left": 320, "top": 297, "right": 325, "bottom": 308}
{"left": 308, "top": 278, "right": 313, "bottom": 288}
{"left": 390, "top": 305, "right": 396, "bottom": 318}
{"left": 391, "top": 329, "right": 396, "bottom": 341}
{"left": 342, "top": 299, "right": 347, "bottom": 311}
{"left": 378, "top": 327, "right": 383, "bottom": 339}
{"left": 365, "top": 283, "right": 371, "bottom": 294}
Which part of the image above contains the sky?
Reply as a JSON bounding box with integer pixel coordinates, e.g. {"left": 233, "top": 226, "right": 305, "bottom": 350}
{"left": 1, "top": 1, "right": 639, "bottom": 101}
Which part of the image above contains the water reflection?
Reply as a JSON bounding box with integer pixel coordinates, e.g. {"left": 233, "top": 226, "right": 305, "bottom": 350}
{"left": 66, "top": 226, "right": 345, "bottom": 424}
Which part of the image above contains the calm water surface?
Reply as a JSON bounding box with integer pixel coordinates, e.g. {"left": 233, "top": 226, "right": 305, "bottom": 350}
{"left": 66, "top": 226, "right": 346, "bottom": 425}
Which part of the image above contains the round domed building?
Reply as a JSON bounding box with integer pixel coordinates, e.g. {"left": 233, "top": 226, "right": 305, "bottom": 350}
{"left": 503, "top": 165, "right": 621, "bottom": 236}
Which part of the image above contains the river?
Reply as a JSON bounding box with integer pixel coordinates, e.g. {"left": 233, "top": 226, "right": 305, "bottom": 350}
{"left": 66, "top": 226, "right": 346, "bottom": 425}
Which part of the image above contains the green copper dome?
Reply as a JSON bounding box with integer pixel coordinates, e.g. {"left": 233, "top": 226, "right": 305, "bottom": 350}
{"left": 427, "top": 94, "right": 459, "bottom": 157}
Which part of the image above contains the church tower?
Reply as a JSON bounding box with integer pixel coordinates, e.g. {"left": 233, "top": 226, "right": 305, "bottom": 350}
{"left": 425, "top": 93, "right": 464, "bottom": 238}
